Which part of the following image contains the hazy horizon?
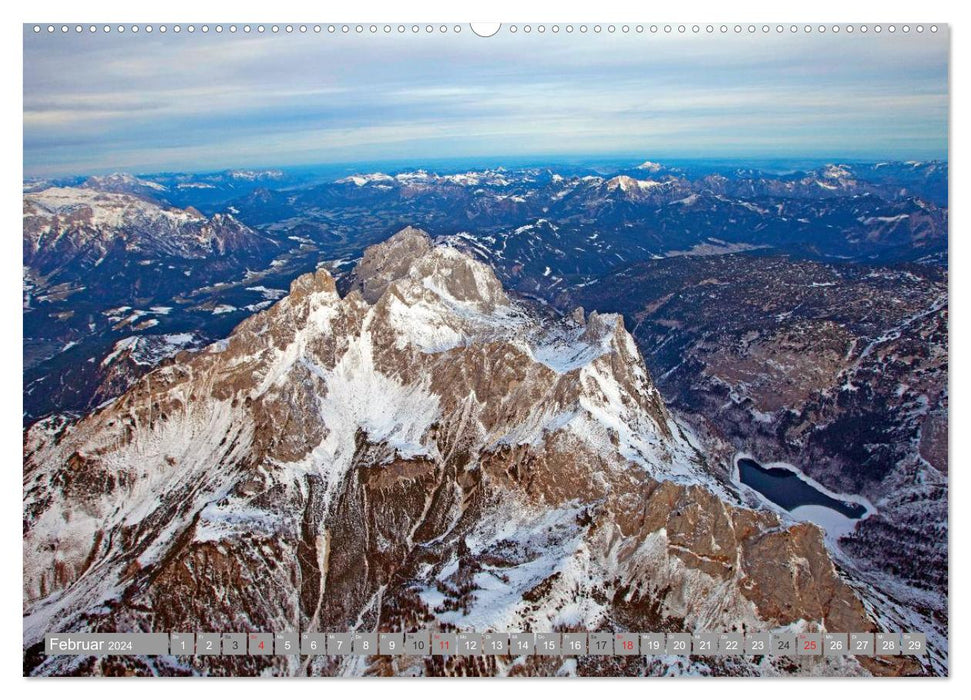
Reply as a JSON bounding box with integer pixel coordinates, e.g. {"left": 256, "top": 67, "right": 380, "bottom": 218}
{"left": 23, "top": 152, "right": 952, "bottom": 182}
{"left": 24, "top": 27, "right": 949, "bottom": 177}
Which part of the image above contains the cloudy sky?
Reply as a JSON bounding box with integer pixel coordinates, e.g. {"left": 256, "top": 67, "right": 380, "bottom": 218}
{"left": 23, "top": 26, "right": 949, "bottom": 176}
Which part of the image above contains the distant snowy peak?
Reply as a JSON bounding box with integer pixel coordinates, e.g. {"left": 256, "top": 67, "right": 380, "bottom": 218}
{"left": 226, "top": 168, "right": 284, "bottom": 181}
{"left": 606, "top": 175, "right": 664, "bottom": 191}
{"left": 604, "top": 175, "right": 667, "bottom": 198}
{"left": 819, "top": 164, "right": 854, "bottom": 180}
{"left": 336, "top": 173, "right": 395, "bottom": 186}
{"left": 636, "top": 160, "right": 664, "bottom": 172}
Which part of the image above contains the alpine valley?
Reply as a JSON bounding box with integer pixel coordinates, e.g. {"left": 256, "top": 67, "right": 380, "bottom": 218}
{"left": 22, "top": 160, "right": 948, "bottom": 676}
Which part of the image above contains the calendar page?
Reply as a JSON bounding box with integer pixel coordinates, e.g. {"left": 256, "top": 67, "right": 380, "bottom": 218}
{"left": 22, "top": 20, "right": 948, "bottom": 678}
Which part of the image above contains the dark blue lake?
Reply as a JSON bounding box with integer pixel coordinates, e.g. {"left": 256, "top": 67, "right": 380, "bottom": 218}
{"left": 737, "top": 458, "right": 867, "bottom": 519}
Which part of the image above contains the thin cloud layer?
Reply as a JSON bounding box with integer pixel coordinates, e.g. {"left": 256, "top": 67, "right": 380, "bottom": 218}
{"left": 23, "top": 28, "right": 949, "bottom": 176}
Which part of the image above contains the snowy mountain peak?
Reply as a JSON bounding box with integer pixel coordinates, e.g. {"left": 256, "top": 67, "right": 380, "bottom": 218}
{"left": 226, "top": 169, "right": 284, "bottom": 181}
{"left": 395, "top": 241, "right": 510, "bottom": 311}
{"left": 820, "top": 164, "right": 854, "bottom": 180}
{"left": 23, "top": 226, "right": 904, "bottom": 677}
{"left": 337, "top": 172, "right": 395, "bottom": 186}
{"left": 350, "top": 225, "right": 509, "bottom": 312}
{"left": 350, "top": 226, "right": 434, "bottom": 303}
{"left": 288, "top": 266, "right": 339, "bottom": 300}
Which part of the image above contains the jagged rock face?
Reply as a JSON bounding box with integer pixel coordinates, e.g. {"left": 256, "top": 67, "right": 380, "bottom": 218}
{"left": 349, "top": 226, "right": 433, "bottom": 304}
{"left": 23, "top": 229, "right": 917, "bottom": 677}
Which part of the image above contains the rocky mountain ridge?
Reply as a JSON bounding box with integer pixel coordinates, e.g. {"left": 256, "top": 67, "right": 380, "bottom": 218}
{"left": 24, "top": 187, "right": 273, "bottom": 274}
{"left": 23, "top": 228, "right": 923, "bottom": 677}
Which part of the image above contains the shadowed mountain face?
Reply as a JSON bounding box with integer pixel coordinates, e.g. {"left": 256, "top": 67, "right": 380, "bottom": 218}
{"left": 23, "top": 230, "right": 923, "bottom": 677}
